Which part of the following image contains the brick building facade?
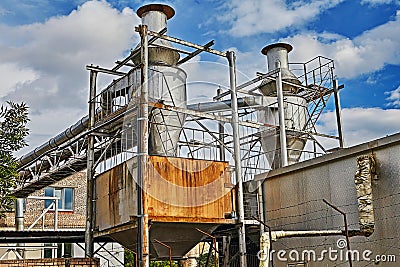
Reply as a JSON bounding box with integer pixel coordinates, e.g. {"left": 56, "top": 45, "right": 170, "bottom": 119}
{"left": 0, "top": 171, "right": 124, "bottom": 266}
{"left": 0, "top": 171, "right": 86, "bottom": 230}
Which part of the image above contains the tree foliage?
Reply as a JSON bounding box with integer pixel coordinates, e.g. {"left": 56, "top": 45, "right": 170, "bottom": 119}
{"left": 0, "top": 101, "right": 29, "bottom": 214}
{"left": 198, "top": 253, "right": 216, "bottom": 267}
{"left": 124, "top": 249, "right": 179, "bottom": 267}
{"left": 124, "top": 249, "right": 136, "bottom": 267}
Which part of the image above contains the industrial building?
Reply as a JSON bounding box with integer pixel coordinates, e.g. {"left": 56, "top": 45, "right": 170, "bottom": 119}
{"left": 3, "top": 3, "right": 399, "bottom": 267}
{"left": 0, "top": 171, "right": 124, "bottom": 266}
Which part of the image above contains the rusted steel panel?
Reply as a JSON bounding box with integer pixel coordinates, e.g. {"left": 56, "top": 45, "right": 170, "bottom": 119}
{"left": 146, "top": 156, "right": 234, "bottom": 222}
{"left": 95, "top": 158, "right": 137, "bottom": 231}
{"left": 95, "top": 156, "right": 234, "bottom": 231}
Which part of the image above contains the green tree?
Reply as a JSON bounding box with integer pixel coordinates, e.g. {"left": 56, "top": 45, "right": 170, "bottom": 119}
{"left": 124, "top": 249, "right": 179, "bottom": 267}
{"left": 124, "top": 249, "right": 136, "bottom": 267}
{"left": 0, "top": 101, "right": 29, "bottom": 215}
{"left": 198, "top": 253, "right": 216, "bottom": 267}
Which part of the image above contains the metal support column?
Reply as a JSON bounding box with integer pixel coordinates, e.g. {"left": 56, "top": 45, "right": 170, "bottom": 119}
{"left": 323, "top": 199, "right": 352, "bottom": 267}
{"left": 85, "top": 70, "right": 97, "bottom": 258}
{"left": 137, "top": 24, "right": 150, "bottom": 267}
{"left": 217, "top": 88, "right": 225, "bottom": 161}
{"left": 227, "top": 51, "right": 247, "bottom": 267}
{"left": 15, "top": 198, "right": 25, "bottom": 258}
{"left": 275, "top": 62, "right": 288, "bottom": 167}
{"left": 257, "top": 183, "right": 265, "bottom": 236}
{"left": 333, "top": 79, "right": 345, "bottom": 148}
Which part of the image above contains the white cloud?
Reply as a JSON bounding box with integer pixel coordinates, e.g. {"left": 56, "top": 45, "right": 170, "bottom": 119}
{"left": 217, "top": 0, "right": 343, "bottom": 37}
{"left": 281, "top": 10, "right": 400, "bottom": 79}
{"left": 0, "top": 0, "right": 139, "bottom": 111}
{"left": 317, "top": 107, "right": 400, "bottom": 147}
{"left": 0, "top": 63, "right": 38, "bottom": 98}
{"left": 0, "top": 0, "right": 141, "bottom": 151}
{"left": 386, "top": 86, "right": 400, "bottom": 107}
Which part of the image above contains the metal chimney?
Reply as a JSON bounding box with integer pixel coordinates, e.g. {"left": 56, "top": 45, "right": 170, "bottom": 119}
{"left": 130, "top": 4, "right": 187, "bottom": 156}
{"left": 135, "top": 4, "right": 180, "bottom": 65}
{"left": 258, "top": 43, "right": 308, "bottom": 168}
{"left": 259, "top": 43, "right": 301, "bottom": 96}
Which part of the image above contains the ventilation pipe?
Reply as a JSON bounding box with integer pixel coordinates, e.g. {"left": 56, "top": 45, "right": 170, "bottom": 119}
{"left": 18, "top": 116, "right": 88, "bottom": 167}
{"left": 128, "top": 4, "right": 187, "bottom": 157}
{"left": 135, "top": 4, "right": 179, "bottom": 65}
{"left": 259, "top": 229, "right": 344, "bottom": 267}
{"left": 258, "top": 43, "right": 308, "bottom": 168}
{"left": 15, "top": 198, "right": 25, "bottom": 258}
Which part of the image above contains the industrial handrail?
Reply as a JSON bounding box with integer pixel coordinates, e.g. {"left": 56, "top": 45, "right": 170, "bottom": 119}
{"left": 26, "top": 196, "right": 60, "bottom": 231}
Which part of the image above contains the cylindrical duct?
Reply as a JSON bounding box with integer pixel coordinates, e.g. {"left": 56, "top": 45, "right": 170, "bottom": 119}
{"left": 134, "top": 4, "right": 180, "bottom": 66}
{"left": 128, "top": 4, "right": 187, "bottom": 157}
{"left": 258, "top": 43, "right": 308, "bottom": 168}
{"left": 15, "top": 198, "right": 25, "bottom": 258}
{"left": 259, "top": 43, "right": 301, "bottom": 96}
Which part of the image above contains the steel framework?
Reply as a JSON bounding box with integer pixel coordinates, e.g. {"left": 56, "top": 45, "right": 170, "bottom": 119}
{"left": 13, "top": 20, "right": 344, "bottom": 267}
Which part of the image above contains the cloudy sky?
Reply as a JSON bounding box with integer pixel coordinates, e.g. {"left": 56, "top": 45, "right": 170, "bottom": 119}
{"left": 0, "top": 0, "right": 399, "bottom": 156}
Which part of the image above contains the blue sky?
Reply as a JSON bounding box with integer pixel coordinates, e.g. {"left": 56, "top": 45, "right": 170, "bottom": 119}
{"left": 0, "top": 0, "right": 399, "bottom": 155}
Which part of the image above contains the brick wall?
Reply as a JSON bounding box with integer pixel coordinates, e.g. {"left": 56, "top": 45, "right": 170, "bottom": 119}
{"left": 0, "top": 171, "right": 87, "bottom": 229}
{"left": 0, "top": 258, "right": 99, "bottom": 267}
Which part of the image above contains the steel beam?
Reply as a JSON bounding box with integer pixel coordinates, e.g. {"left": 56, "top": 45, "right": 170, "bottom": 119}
{"left": 86, "top": 65, "right": 126, "bottom": 77}
{"left": 137, "top": 24, "right": 150, "bottom": 267}
{"left": 177, "top": 40, "right": 215, "bottom": 65}
{"left": 147, "top": 30, "right": 226, "bottom": 57}
{"left": 275, "top": 63, "right": 288, "bottom": 167}
{"left": 227, "top": 51, "right": 247, "bottom": 267}
{"left": 333, "top": 79, "right": 345, "bottom": 148}
{"left": 85, "top": 70, "right": 97, "bottom": 257}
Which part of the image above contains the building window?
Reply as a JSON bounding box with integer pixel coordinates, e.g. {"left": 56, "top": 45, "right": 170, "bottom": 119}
{"left": 57, "top": 243, "right": 73, "bottom": 258}
{"left": 44, "top": 187, "right": 74, "bottom": 211}
{"left": 43, "top": 243, "right": 55, "bottom": 258}
{"left": 44, "top": 243, "right": 73, "bottom": 258}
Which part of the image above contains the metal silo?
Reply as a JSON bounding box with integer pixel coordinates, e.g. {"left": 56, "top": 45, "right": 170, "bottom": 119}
{"left": 132, "top": 4, "right": 187, "bottom": 156}
{"left": 258, "top": 43, "right": 308, "bottom": 167}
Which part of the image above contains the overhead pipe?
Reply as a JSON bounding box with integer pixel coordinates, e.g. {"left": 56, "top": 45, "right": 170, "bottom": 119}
{"left": 259, "top": 229, "right": 345, "bottom": 267}
{"left": 18, "top": 116, "right": 89, "bottom": 168}
{"left": 17, "top": 96, "right": 265, "bottom": 170}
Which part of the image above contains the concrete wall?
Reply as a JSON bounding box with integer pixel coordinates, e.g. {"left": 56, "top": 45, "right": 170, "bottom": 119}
{"left": 260, "top": 133, "right": 400, "bottom": 266}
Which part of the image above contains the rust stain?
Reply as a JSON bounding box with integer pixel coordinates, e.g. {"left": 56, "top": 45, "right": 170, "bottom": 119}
{"left": 148, "top": 156, "right": 226, "bottom": 187}
{"left": 96, "top": 156, "right": 235, "bottom": 230}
